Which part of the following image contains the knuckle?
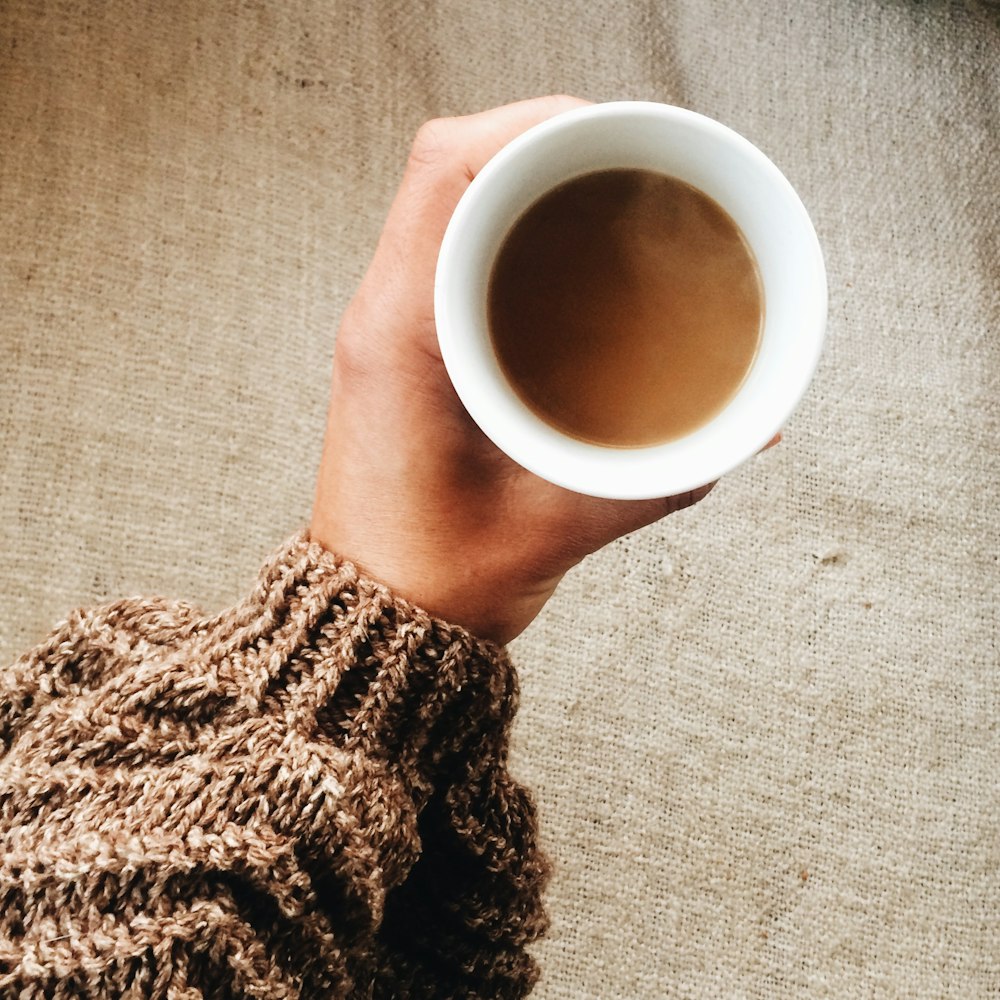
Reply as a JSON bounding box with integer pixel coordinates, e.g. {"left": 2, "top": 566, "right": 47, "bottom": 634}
{"left": 408, "top": 117, "right": 455, "bottom": 170}
{"left": 662, "top": 481, "right": 717, "bottom": 515}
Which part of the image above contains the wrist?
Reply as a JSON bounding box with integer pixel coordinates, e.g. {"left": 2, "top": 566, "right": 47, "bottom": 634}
{"left": 310, "top": 507, "right": 552, "bottom": 644}
{"left": 311, "top": 357, "right": 564, "bottom": 643}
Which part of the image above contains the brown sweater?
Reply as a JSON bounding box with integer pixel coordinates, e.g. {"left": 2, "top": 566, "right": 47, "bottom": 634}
{"left": 0, "top": 533, "right": 550, "bottom": 999}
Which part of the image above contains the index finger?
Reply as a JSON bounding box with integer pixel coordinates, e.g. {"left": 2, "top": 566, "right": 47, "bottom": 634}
{"left": 381, "top": 96, "right": 592, "bottom": 267}
{"left": 365, "top": 95, "right": 592, "bottom": 335}
{"left": 407, "top": 95, "right": 593, "bottom": 183}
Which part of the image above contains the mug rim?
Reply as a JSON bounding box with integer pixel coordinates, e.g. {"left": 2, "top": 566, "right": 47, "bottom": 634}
{"left": 434, "top": 101, "right": 827, "bottom": 500}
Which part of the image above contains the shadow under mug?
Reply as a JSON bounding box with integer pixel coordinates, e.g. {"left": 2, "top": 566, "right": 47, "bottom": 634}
{"left": 434, "top": 101, "right": 827, "bottom": 500}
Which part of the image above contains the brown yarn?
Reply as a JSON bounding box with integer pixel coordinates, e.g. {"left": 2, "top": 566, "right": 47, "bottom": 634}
{"left": 0, "top": 532, "right": 550, "bottom": 998}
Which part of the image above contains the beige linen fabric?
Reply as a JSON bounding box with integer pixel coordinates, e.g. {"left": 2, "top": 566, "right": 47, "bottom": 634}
{"left": 2, "top": 1, "right": 997, "bottom": 996}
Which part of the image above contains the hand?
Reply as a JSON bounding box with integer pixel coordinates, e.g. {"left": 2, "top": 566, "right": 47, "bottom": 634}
{"left": 311, "top": 96, "right": 741, "bottom": 644}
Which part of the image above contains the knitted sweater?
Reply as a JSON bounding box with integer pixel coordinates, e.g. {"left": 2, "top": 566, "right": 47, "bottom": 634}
{"left": 0, "top": 533, "right": 550, "bottom": 999}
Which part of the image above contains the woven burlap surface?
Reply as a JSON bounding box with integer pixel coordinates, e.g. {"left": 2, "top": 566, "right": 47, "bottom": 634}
{"left": 2, "top": 1, "right": 998, "bottom": 996}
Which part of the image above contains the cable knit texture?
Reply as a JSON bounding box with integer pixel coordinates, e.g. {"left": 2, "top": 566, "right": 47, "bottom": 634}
{"left": 0, "top": 533, "right": 550, "bottom": 999}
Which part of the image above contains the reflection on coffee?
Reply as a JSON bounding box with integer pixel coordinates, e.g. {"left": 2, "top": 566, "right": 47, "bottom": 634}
{"left": 487, "top": 168, "right": 764, "bottom": 448}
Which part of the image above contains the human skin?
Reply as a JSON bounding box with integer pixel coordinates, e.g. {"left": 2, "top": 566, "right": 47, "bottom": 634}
{"left": 311, "top": 96, "right": 774, "bottom": 644}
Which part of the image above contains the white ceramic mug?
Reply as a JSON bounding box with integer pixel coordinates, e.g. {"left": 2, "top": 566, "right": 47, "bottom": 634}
{"left": 434, "top": 101, "right": 827, "bottom": 500}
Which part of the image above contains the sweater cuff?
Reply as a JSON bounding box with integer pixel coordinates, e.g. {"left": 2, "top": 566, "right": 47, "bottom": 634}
{"left": 228, "top": 530, "right": 518, "bottom": 790}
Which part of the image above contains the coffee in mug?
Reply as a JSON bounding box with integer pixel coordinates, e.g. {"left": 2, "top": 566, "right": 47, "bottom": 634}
{"left": 487, "top": 168, "right": 763, "bottom": 448}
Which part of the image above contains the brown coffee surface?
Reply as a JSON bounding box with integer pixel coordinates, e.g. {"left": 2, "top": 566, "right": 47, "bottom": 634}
{"left": 488, "top": 168, "right": 763, "bottom": 447}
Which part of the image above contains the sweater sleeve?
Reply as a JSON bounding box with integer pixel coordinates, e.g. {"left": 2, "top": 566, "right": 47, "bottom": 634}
{"left": 0, "top": 532, "right": 550, "bottom": 999}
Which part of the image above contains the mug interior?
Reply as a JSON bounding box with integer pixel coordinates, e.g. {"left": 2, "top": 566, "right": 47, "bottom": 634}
{"left": 435, "top": 102, "right": 826, "bottom": 499}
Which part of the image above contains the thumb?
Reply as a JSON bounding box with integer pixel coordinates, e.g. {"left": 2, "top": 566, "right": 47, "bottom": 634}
{"left": 581, "top": 430, "right": 781, "bottom": 548}
{"left": 619, "top": 480, "right": 718, "bottom": 535}
{"left": 570, "top": 481, "right": 718, "bottom": 558}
